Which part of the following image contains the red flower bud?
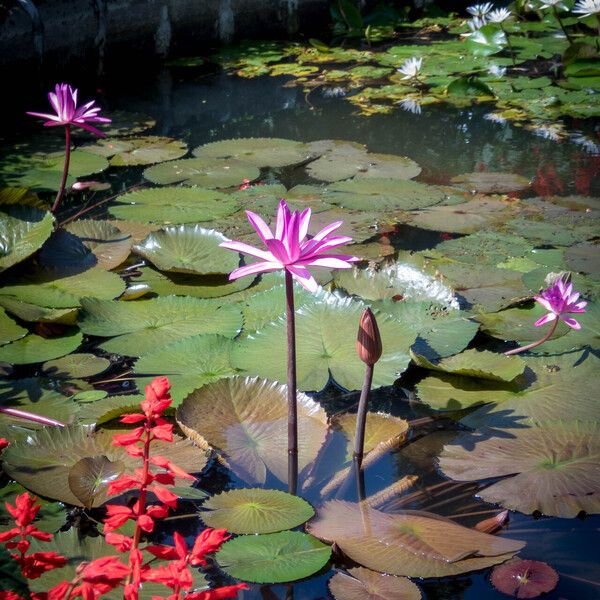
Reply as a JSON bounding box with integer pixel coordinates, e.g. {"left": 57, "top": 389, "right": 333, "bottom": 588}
{"left": 356, "top": 308, "right": 382, "bottom": 365}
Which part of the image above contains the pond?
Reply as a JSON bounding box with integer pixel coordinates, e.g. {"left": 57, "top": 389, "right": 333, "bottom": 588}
{"left": 0, "top": 58, "right": 599, "bottom": 600}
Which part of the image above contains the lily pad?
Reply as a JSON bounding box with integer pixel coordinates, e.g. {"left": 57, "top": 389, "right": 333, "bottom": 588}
{"left": 0, "top": 330, "right": 82, "bottom": 365}
{"left": 79, "top": 296, "right": 243, "bottom": 357}
{"left": 450, "top": 172, "right": 531, "bottom": 194}
{"left": 176, "top": 377, "right": 328, "bottom": 486}
{"left": 306, "top": 141, "right": 369, "bottom": 182}
{"left": 68, "top": 455, "right": 124, "bottom": 508}
{"left": 201, "top": 488, "right": 314, "bottom": 534}
{"left": 109, "top": 187, "right": 240, "bottom": 224}
{"left": 193, "top": 137, "right": 311, "bottom": 168}
{"left": 37, "top": 229, "right": 98, "bottom": 273}
{"left": 144, "top": 157, "right": 260, "bottom": 188}
{"left": 231, "top": 297, "right": 416, "bottom": 391}
{"left": 107, "top": 136, "right": 188, "bottom": 166}
{"left": 41, "top": 353, "right": 110, "bottom": 379}
{"left": 100, "top": 111, "right": 156, "bottom": 137}
{"left": 133, "top": 226, "right": 239, "bottom": 275}
{"left": 134, "top": 334, "right": 236, "bottom": 403}
{"left": 439, "top": 420, "right": 600, "bottom": 517}
{"left": 0, "top": 205, "right": 54, "bottom": 272}
{"left": 329, "top": 567, "right": 422, "bottom": 600}
{"left": 491, "top": 559, "right": 559, "bottom": 598}
{"left": 0, "top": 307, "right": 27, "bottom": 345}
{"left": 65, "top": 220, "right": 133, "bottom": 270}
{"left": 306, "top": 501, "right": 524, "bottom": 577}
{"left": 216, "top": 531, "right": 331, "bottom": 583}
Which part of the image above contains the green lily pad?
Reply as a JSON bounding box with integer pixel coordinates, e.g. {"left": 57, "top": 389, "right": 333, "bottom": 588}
{"left": 217, "top": 531, "right": 331, "bottom": 583}
{"left": 64, "top": 220, "right": 133, "bottom": 270}
{"left": 78, "top": 394, "right": 145, "bottom": 426}
{"left": 0, "top": 205, "right": 54, "bottom": 271}
{"left": 144, "top": 157, "right": 260, "bottom": 188}
{"left": 41, "top": 353, "right": 110, "bottom": 379}
{"left": 176, "top": 377, "right": 327, "bottom": 486}
{"left": 79, "top": 296, "right": 243, "bottom": 357}
{"left": 193, "top": 137, "right": 311, "bottom": 168}
{"left": 231, "top": 297, "right": 416, "bottom": 391}
{"left": 439, "top": 420, "right": 600, "bottom": 517}
{"left": 307, "top": 501, "right": 523, "bottom": 578}
{"left": 109, "top": 186, "right": 240, "bottom": 224}
{"left": 0, "top": 330, "right": 82, "bottom": 365}
{"left": 565, "top": 243, "right": 600, "bottom": 279}
{"left": 329, "top": 567, "right": 422, "bottom": 600}
{"left": 450, "top": 172, "right": 531, "bottom": 194}
{"left": 107, "top": 136, "right": 188, "bottom": 166}
{"left": 134, "top": 334, "right": 236, "bottom": 403}
{"left": 133, "top": 226, "right": 239, "bottom": 275}
{"left": 0, "top": 307, "right": 27, "bottom": 345}
{"left": 202, "top": 488, "right": 314, "bottom": 534}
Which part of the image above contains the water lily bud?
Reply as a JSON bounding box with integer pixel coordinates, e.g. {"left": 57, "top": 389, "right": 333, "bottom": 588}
{"left": 356, "top": 308, "right": 382, "bottom": 365}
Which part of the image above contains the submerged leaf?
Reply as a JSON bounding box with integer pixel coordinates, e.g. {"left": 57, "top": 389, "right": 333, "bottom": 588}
{"left": 329, "top": 567, "right": 422, "bottom": 600}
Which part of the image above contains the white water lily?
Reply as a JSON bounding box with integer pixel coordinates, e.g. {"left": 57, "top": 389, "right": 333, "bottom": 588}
{"left": 399, "top": 98, "right": 422, "bottom": 115}
{"left": 466, "top": 3, "right": 494, "bottom": 19}
{"left": 397, "top": 56, "right": 423, "bottom": 80}
{"left": 538, "top": 0, "right": 567, "bottom": 10}
{"left": 487, "top": 7, "right": 512, "bottom": 22}
{"left": 488, "top": 64, "right": 507, "bottom": 77}
{"left": 461, "top": 16, "right": 485, "bottom": 37}
{"left": 573, "top": 0, "right": 600, "bottom": 17}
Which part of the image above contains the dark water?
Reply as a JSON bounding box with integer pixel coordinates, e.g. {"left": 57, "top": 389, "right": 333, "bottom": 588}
{"left": 3, "top": 66, "right": 600, "bottom": 599}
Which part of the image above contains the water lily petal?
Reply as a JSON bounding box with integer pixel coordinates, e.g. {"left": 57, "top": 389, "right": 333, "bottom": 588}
{"left": 246, "top": 211, "right": 274, "bottom": 244}
{"left": 219, "top": 240, "right": 275, "bottom": 262}
{"left": 229, "top": 261, "right": 281, "bottom": 280}
{"left": 561, "top": 317, "right": 581, "bottom": 330}
{"left": 312, "top": 220, "right": 343, "bottom": 241}
{"left": 534, "top": 296, "right": 554, "bottom": 313}
{"left": 265, "top": 238, "right": 290, "bottom": 264}
{"left": 298, "top": 208, "right": 311, "bottom": 241}
{"left": 298, "top": 256, "right": 359, "bottom": 269}
{"left": 534, "top": 313, "right": 556, "bottom": 327}
{"left": 286, "top": 265, "right": 318, "bottom": 292}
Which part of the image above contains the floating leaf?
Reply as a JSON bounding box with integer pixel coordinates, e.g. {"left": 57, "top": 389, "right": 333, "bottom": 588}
{"left": 144, "top": 157, "right": 260, "bottom": 188}
{"left": 0, "top": 307, "right": 27, "bottom": 345}
{"left": 68, "top": 455, "right": 124, "bottom": 508}
{"left": 306, "top": 141, "right": 369, "bottom": 182}
{"left": 231, "top": 298, "right": 416, "bottom": 391}
{"left": 176, "top": 377, "right": 327, "bottom": 486}
{"left": 0, "top": 330, "right": 82, "bottom": 365}
{"left": 133, "top": 226, "right": 239, "bottom": 275}
{"left": 329, "top": 567, "right": 422, "bottom": 600}
{"left": 79, "top": 394, "right": 145, "bottom": 426}
{"left": 450, "top": 172, "right": 530, "bottom": 194}
{"left": 109, "top": 187, "right": 240, "bottom": 224}
{"left": 217, "top": 531, "right": 331, "bottom": 583}
{"left": 491, "top": 559, "right": 559, "bottom": 598}
{"left": 447, "top": 76, "right": 494, "bottom": 97}
{"left": 41, "top": 353, "right": 110, "bottom": 379}
{"left": 65, "top": 220, "right": 133, "bottom": 270}
{"left": 107, "top": 136, "right": 188, "bottom": 166}
{"left": 79, "top": 296, "right": 242, "bottom": 357}
{"left": 193, "top": 137, "right": 311, "bottom": 168}
{"left": 439, "top": 420, "right": 600, "bottom": 517}
{"left": 307, "top": 501, "right": 523, "bottom": 577}
{"left": 38, "top": 229, "right": 97, "bottom": 272}
{"left": 134, "top": 334, "right": 236, "bottom": 403}
{"left": 0, "top": 205, "right": 54, "bottom": 271}
{"left": 202, "top": 488, "right": 314, "bottom": 534}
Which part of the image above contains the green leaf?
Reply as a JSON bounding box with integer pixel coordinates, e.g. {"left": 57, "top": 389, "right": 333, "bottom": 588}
{"left": 41, "top": 353, "right": 110, "bottom": 379}
{"left": 107, "top": 135, "right": 188, "bottom": 166}
{"left": 79, "top": 296, "right": 243, "bottom": 357}
{"left": 202, "top": 488, "right": 314, "bottom": 534}
{"left": 464, "top": 24, "right": 506, "bottom": 56}
{"left": 447, "top": 76, "right": 494, "bottom": 97}
{"left": 0, "top": 205, "right": 54, "bottom": 271}
{"left": 0, "top": 307, "right": 27, "bottom": 345}
{"left": 0, "top": 545, "right": 29, "bottom": 597}
{"left": 450, "top": 172, "right": 531, "bottom": 194}
{"left": 217, "top": 531, "right": 331, "bottom": 583}
{"left": 133, "top": 226, "right": 239, "bottom": 275}
{"left": 109, "top": 186, "right": 240, "bottom": 224}
{"left": 231, "top": 297, "right": 416, "bottom": 391}
{"left": 0, "top": 330, "right": 82, "bottom": 365}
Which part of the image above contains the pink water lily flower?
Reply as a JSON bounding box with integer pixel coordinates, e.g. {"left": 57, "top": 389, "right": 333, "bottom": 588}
{"left": 220, "top": 199, "right": 359, "bottom": 292}
{"left": 27, "top": 83, "right": 111, "bottom": 137}
{"left": 534, "top": 278, "right": 587, "bottom": 329}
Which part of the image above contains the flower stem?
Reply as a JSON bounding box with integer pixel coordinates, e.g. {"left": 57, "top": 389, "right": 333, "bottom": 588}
{"left": 285, "top": 270, "right": 298, "bottom": 496}
{"left": 553, "top": 6, "right": 574, "bottom": 44}
{"left": 504, "top": 318, "right": 559, "bottom": 355}
{"left": 353, "top": 363, "right": 374, "bottom": 466}
{"left": 0, "top": 407, "right": 64, "bottom": 427}
{"left": 501, "top": 24, "right": 516, "bottom": 67}
{"left": 52, "top": 124, "right": 71, "bottom": 214}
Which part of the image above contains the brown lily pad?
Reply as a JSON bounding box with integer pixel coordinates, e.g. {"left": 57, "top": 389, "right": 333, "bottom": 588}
{"left": 490, "top": 559, "right": 559, "bottom": 598}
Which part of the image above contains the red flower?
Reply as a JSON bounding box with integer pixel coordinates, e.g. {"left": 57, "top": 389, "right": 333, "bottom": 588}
{"left": 104, "top": 532, "right": 133, "bottom": 552}
{"left": 150, "top": 455, "right": 195, "bottom": 480}
{"left": 112, "top": 427, "right": 144, "bottom": 447}
{"left": 142, "top": 559, "right": 192, "bottom": 591}
{"left": 0, "top": 438, "right": 9, "bottom": 452}
{"left": 186, "top": 583, "right": 249, "bottom": 599}
{"left": 6, "top": 493, "right": 41, "bottom": 527}
{"left": 189, "top": 528, "right": 230, "bottom": 566}
{"left": 150, "top": 485, "right": 178, "bottom": 509}
{"left": 103, "top": 504, "right": 133, "bottom": 531}
{"left": 107, "top": 474, "right": 141, "bottom": 495}
{"left": 150, "top": 423, "right": 173, "bottom": 442}
{"left": 30, "top": 581, "right": 72, "bottom": 600}
{"left": 19, "top": 551, "right": 67, "bottom": 579}
{"left": 0, "top": 592, "right": 26, "bottom": 600}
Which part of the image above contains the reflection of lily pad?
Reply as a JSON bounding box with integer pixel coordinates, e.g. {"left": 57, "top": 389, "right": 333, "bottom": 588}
{"left": 133, "top": 226, "right": 239, "bottom": 274}
{"left": 231, "top": 298, "right": 416, "bottom": 391}
{"left": 307, "top": 501, "right": 523, "bottom": 577}
{"left": 144, "top": 157, "right": 260, "bottom": 188}
{"left": 109, "top": 187, "right": 240, "bottom": 224}
{"left": 176, "top": 377, "right": 327, "bottom": 486}
{"left": 450, "top": 172, "right": 530, "bottom": 194}
{"left": 80, "top": 296, "right": 242, "bottom": 357}
{"left": 194, "top": 137, "right": 311, "bottom": 168}
{"left": 108, "top": 136, "right": 188, "bottom": 166}
{"left": 329, "top": 567, "right": 422, "bottom": 600}
{"left": 439, "top": 420, "right": 600, "bottom": 517}
{"left": 202, "top": 488, "right": 314, "bottom": 534}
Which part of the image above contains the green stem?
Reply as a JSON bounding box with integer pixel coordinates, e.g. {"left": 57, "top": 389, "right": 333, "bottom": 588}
{"left": 553, "top": 6, "right": 574, "bottom": 44}
{"left": 285, "top": 270, "right": 298, "bottom": 496}
{"left": 504, "top": 318, "right": 559, "bottom": 355}
{"left": 501, "top": 24, "right": 516, "bottom": 67}
{"left": 52, "top": 124, "right": 71, "bottom": 214}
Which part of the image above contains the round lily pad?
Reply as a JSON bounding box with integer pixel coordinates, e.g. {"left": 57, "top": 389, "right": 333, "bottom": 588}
{"left": 109, "top": 187, "right": 240, "bottom": 224}
{"left": 42, "top": 353, "right": 110, "bottom": 379}
{"left": 216, "top": 531, "right": 331, "bottom": 583}
{"left": 0, "top": 330, "right": 82, "bottom": 365}
{"left": 450, "top": 172, "right": 531, "bottom": 194}
{"left": 108, "top": 136, "right": 188, "bottom": 166}
{"left": 193, "top": 137, "right": 311, "bottom": 168}
{"left": 201, "top": 488, "right": 314, "bottom": 534}
{"left": 491, "top": 559, "right": 559, "bottom": 598}
{"left": 133, "top": 226, "right": 239, "bottom": 275}
{"left": 144, "top": 157, "right": 260, "bottom": 188}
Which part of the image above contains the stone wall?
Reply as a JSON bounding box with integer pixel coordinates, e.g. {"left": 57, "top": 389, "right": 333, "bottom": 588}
{"left": 0, "top": 0, "right": 329, "bottom": 70}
